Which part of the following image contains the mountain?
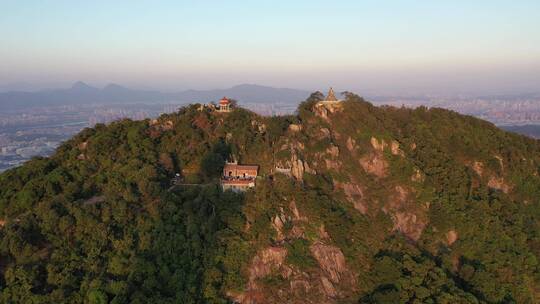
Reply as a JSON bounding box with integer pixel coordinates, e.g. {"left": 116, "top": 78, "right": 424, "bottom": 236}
{"left": 0, "top": 83, "right": 310, "bottom": 110}
{"left": 0, "top": 93, "right": 539, "bottom": 303}
{"left": 184, "top": 84, "right": 311, "bottom": 103}
{"left": 501, "top": 125, "right": 540, "bottom": 139}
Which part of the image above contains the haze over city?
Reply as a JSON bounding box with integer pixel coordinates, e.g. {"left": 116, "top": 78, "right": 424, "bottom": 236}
{"left": 1, "top": 0, "right": 539, "bottom": 95}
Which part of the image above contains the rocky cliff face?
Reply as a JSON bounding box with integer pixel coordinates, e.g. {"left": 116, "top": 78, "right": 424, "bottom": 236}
{"left": 228, "top": 98, "right": 540, "bottom": 303}
{"left": 232, "top": 193, "right": 359, "bottom": 303}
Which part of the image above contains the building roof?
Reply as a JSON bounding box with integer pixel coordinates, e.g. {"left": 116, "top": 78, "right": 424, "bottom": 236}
{"left": 325, "top": 87, "right": 338, "bottom": 101}
{"left": 223, "top": 163, "right": 259, "bottom": 171}
{"left": 219, "top": 97, "right": 230, "bottom": 105}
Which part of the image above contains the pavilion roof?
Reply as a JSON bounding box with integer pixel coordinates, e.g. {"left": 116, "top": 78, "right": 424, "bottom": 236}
{"left": 219, "top": 97, "right": 230, "bottom": 105}
{"left": 223, "top": 163, "right": 259, "bottom": 171}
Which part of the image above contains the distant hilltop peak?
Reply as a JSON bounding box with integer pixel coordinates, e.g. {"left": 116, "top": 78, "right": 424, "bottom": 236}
{"left": 71, "top": 81, "right": 96, "bottom": 91}
{"left": 230, "top": 83, "right": 304, "bottom": 91}
{"left": 103, "top": 83, "right": 127, "bottom": 91}
{"left": 231, "top": 84, "right": 271, "bottom": 89}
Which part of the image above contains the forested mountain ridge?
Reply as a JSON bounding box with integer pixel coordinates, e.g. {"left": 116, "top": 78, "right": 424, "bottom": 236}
{"left": 0, "top": 92, "right": 539, "bottom": 303}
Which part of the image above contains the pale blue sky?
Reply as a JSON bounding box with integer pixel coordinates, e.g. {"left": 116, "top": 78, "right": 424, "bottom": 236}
{"left": 0, "top": 1, "right": 539, "bottom": 94}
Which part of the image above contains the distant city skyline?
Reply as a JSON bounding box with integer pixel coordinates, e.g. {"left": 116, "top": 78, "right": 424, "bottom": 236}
{"left": 1, "top": 1, "right": 539, "bottom": 95}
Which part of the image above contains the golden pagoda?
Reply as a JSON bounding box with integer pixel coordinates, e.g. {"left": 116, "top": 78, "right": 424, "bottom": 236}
{"left": 320, "top": 87, "right": 340, "bottom": 103}
{"left": 325, "top": 87, "right": 338, "bottom": 102}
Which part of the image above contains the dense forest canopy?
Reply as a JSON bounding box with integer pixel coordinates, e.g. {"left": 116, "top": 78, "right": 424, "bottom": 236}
{"left": 1, "top": 93, "right": 539, "bottom": 303}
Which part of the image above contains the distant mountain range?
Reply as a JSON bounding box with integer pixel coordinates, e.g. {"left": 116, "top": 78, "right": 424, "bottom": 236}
{"left": 0, "top": 82, "right": 311, "bottom": 110}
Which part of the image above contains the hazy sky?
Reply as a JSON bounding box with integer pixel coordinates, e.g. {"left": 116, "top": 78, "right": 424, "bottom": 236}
{"left": 1, "top": 0, "right": 539, "bottom": 95}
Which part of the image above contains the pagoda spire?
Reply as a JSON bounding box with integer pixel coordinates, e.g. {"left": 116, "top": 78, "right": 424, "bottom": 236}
{"left": 325, "top": 87, "right": 338, "bottom": 101}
